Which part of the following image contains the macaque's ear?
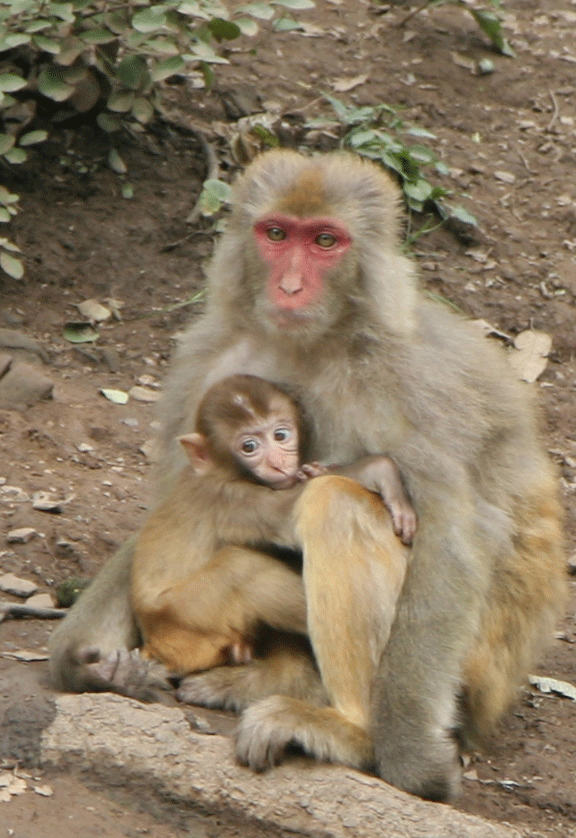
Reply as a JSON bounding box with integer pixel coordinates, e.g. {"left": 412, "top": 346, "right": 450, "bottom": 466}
{"left": 178, "top": 433, "right": 214, "bottom": 475}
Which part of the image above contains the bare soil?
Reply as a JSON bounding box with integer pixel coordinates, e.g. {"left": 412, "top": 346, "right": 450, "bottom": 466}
{"left": 0, "top": 1, "right": 575, "bottom": 835}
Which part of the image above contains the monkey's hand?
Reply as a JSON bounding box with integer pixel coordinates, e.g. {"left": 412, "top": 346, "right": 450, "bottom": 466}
{"left": 297, "top": 462, "right": 329, "bottom": 481}
{"left": 388, "top": 499, "right": 418, "bottom": 546}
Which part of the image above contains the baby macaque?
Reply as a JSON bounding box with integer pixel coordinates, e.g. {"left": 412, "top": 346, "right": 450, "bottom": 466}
{"left": 131, "top": 374, "right": 415, "bottom": 676}
{"left": 187, "top": 374, "right": 416, "bottom": 541}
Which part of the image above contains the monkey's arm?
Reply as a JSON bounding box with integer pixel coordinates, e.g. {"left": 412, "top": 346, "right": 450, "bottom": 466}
{"left": 135, "top": 544, "right": 307, "bottom": 677}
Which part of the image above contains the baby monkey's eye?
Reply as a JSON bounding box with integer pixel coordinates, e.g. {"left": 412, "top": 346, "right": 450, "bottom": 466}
{"left": 267, "top": 227, "right": 287, "bottom": 242}
{"left": 315, "top": 233, "right": 337, "bottom": 248}
{"left": 241, "top": 439, "right": 259, "bottom": 454}
{"left": 274, "top": 428, "right": 291, "bottom": 442}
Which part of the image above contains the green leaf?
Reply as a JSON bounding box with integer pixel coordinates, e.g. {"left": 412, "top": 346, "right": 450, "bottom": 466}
{"left": 272, "top": 0, "right": 314, "bottom": 8}
{"left": 50, "top": 2, "right": 75, "bottom": 22}
{"left": 150, "top": 55, "right": 186, "bottom": 81}
{"left": 37, "top": 66, "right": 75, "bottom": 101}
{"left": 132, "top": 8, "right": 167, "bottom": 33}
{"left": 56, "top": 36, "right": 86, "bottom": 66}
{"left": 32, "top": 34, "right": 61, "bottom": 54}
{"left": 178, "top": 1, "right": 202, "bottom": 15}
{"left": 237, "top": 3, "right": 275, "bottom": 20}
{"left": 403, "top": 179, "right": 433, "bottom": 202}
{"left": 0, "top": 208, "right": 10, "bottom": 222}
{"left": 198, "top": 178, "right": 232, "bottom": 215}
{"left": 19, "top": 130, "right": 49, "bottom": 146}
{"left": 0, "top": 133, "right": 15, "bottom": 155}
{"left": 207, "top": 17, "right": 241, "bottom": 41}
{"left": 0, "top": 250, "right": 24, "bottom": 279}
{"left": 0, "top": 237, "right": 21, "bottom": 253}
{"left": 200, "top": 61, "right": 215, "bottom": 89}
{"left": 132, "top": 95, "right": 154, "bottom": 123}
{"left": 273, "top": 17, "right": 302, "bottom": 31}
{"left": 25, "top": 20, "right": 52, "bottom": 33}
{"left": 251, "top": 123, "right": 279, "bottom": 147}
{"left": 407, "top": 126, "right": 436, "bottom": 140}
{"left": 186, "top": 41, "right": 229, "bottom": 63}
{"left": 63, "top": 322, "right": 99, "bottom": 343}
{"left": 469, "top": 8, "right": 515, "bottom": 57}
{"left": 0, "top": 186, "right": 19, "bottom": 204}
{"left": 0, "top": 34, "right": 31, "bottom": 49}
{"left": 107, "top": 91, "right": 135, "bottom": 112}
{"left": 447, "top": 204, "right": 478, "bottom": 226}
{"left": 0, "top": 74, "right": 27, "bottom": 93}
{"left": 408, "top": 145, "right": 436, "bottom": 165}
{"left": 4, "top": 147, "right": 27, "bottom": 164}
{"left": 121, "top": 182, "right": 134, "bottom": 199}
{"left": 97, "top": 112, "right": 122, "bottom": 132}
{"left": 116, "top": 55, "right": 148, "bottom": 89}
{"left": 80, "top": 28, "right": 117, "bottom": 44}
{"left": 235, "top": 17, "right": 259, "bottom": 36}
{"left": 108, "top": 148, "right": 127, "bottom": 174}
{"left": 348, "top": 129, "right": 378, "bottom": 148}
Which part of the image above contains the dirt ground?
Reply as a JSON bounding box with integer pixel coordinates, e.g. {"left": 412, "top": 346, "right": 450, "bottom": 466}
{"left": 1, "top": 0, "right": 575, "bottom": 835}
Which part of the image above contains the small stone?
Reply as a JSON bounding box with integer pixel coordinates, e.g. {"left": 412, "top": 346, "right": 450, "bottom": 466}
{"left": 32, "top": 491, "right": 63, "bottom": 513}
{"left": 0, "top": 572, "right": 38, "bottom": 597}
{"left": 140, "top": 438, "right": 161, "bottom": 462}
{"left": 129, "top": 385, "right": 161, "bottom": 403}
{"left": 6, "top": 528, "right": 37, "bottom": 545}
{"left": 26, "top": 593, "right": 55, "bottom": 609}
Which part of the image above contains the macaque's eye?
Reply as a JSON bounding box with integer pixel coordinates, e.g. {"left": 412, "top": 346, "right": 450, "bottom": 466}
{"left": 315, "top": 232, "right": 337, "bottom": 248}
{"left": 266, "top": 227, "right": 287, "bottom": 242}
{"left": 274, "top": 428, "right": 291, "bottom": 442}
{"left": 240, "top": 439, "right": 259, "bottom": 454}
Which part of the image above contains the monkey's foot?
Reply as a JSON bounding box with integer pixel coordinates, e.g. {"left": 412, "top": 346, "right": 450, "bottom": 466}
{"left": 235, "top": 695, "right": 374, "bottom": 773}
{"left": 375, "top": 729, "right": 461, "bottom": 802}
{"left": 177, "top": 666, "right": 253, "bottom": 712}
{"left": 79, "top": 647, "right": 173, "bottom": 701}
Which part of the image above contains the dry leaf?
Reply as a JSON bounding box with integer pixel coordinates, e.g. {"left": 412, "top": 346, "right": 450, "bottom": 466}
{"left": 101, "top": 388, "right": 129, "bottom": 405}
{"left": 34, "top": 784, "right": 54, "bottom": 797}
{"left": 495, "top": 170, "right": 516, "bottom": 184}
{"left": 529, "top": 674, "right": 576, "bottom": 701}
{"left": 332, "top": 73, "right": 368, "bottom": 93}
{"left": 1, "top": 648, "right": 49, "bottom": 661}
{"left": 76, "top": 299, "right": 111, "bottom": 322}
{"left": 450, "top": 52, "right": 476, "bottom": 73}
{"left": 508, "top": 329, "right": 552, "bottom": 383}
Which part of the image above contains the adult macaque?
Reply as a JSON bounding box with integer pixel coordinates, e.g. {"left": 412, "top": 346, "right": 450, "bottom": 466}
{"left": 49, "top": 149, "right": 565, "bottom": 801}
{"left": 132, "top": 373, "right": 415, "bottom": 675}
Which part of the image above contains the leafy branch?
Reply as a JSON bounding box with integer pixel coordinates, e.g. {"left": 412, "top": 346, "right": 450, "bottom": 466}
{"left": 0, "top": 0, "right": 315, "bottom": 277}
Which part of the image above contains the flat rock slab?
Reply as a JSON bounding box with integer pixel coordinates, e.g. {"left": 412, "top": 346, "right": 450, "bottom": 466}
{"left": 39, "top": 693, "right": 523, "bottom": 838}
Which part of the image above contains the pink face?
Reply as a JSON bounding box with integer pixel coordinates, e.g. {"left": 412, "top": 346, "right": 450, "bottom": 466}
{"left": 234, "top": 400, "right": 301, "bottom": 489}
{"left": 253, "top": 214, "right": 352, "bottom": 314}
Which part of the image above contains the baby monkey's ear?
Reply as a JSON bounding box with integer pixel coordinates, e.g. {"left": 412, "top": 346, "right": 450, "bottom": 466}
{"left": 178, "top": 433, "right": 214, "bottom": 475}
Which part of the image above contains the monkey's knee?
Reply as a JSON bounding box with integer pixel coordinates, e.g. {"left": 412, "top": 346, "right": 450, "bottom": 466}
{"left": 295, "top": 474, "right": 388, "bottom": 537}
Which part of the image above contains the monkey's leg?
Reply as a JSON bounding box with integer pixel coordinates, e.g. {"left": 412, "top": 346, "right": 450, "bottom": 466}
{"left": 142, "top": 547, "right": 307, "bottom": 676}
{"left": 48, "top": 538, "right": 145, "bottom": 696}
{"left": 236, "top": 475, "right": 410, "bottom": 774}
